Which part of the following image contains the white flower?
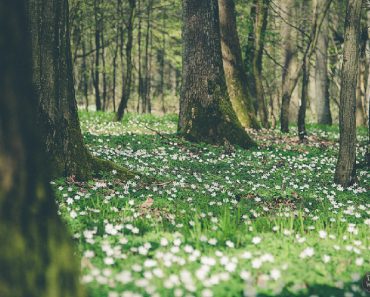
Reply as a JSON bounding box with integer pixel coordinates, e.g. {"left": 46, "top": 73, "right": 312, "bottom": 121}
{"left": 300, "top": 247, "right": 314, "bottom": 259}
{"left": 226, "top": 240, "right": 235, "bottom": 248}
{"left": 70, "top": 210, "right": 78, "bottom": 219}
{"left": 252, "top": 236, "right": 261, "bottom": 245}
{"left": 252, "top": 258, "right": 262, "bottom": 269}
{"left": 270, "top": 269, "right": 281, "bottom": 280}
{"left": 208, "top": 238, "right": 217, "bottom": 245}
{"left": 202, "top": 289, "right": 213, "bottom": 297}
{"left": 322, "top": 255, "right": 331, "bottom": 263}
{"left": 160, "top": 238, "right": 168, "bottom": 246}
{"left": 355, "top": 258, "right": 363, "bottom": 266}
{"left": 104, "top": 257, "right": 114, "bottom": 265}
{"left": 242, "top": 251, "right": 252, "bottom": 259}
{"left": 240, "top": 270, "right": 251, "bottom": 281}
{"left": 319, "top": 230, "right": 327, "bottom": 239}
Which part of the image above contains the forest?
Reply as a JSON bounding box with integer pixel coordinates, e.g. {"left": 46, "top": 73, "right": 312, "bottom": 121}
{"left": 0, "top": 0, "right": 369, "bottom": 296}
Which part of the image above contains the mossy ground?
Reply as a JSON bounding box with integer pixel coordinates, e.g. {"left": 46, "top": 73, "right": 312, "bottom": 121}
{"left": 54, "top": 112, "right": 369, "bottom": 297}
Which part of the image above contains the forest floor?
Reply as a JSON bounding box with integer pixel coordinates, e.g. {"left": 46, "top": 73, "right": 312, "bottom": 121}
{"left": 54, "top": 112, "right": 369, "bottom": 297}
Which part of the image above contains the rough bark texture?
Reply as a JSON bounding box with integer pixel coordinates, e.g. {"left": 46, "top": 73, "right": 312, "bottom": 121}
{"left": 0, "top": 1, "right": 85, "bottom": 296}
{"left": 179, "top": 0, "right": 255, "bottom": 148}
{"left": 315, "top": 13, "right": 332, "bottom": 125}
{"left": 279, "top": 0, "right": 298, "bottom": 132}
{"left": 218, "top": 0, "right": 259, "bottom": 129}
{"left": 116, "top": 0, "right": 136, "bottom": 121}
{"left": 356, "top": 15, "right": 368, "bottom": 127}
{"left": 334, "top": 0, "right": 362, "bottom": 187}
{"left": 29, "top": 0, "right": 134, "bottom": 180}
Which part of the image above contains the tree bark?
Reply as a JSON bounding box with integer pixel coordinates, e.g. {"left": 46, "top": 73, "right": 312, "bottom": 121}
{"left": 218, "top": 0, "right": 259, "bottom": 129}
{"left": 29, "top": 0, "right": 133, "bottom": 180}
{"left": 279, "top": 0, "right": 298, "bottom": 132}
{"left": 0, "top": 1, "right": 85, "bottom": 296}
{"left": 93, "top": 0, "right": 102, "bottom": 111}
{"left": 315, "top": 11, "right": 332, "bottom": 125}
{"left": 334, "top": 0, "right": 363, "bottom": 186}
{"left": 116, "top": 0, "right": 136, "bottom": 121}
{"left": 356, "top": 15, "right": 368, "bottom": 126}
{"left": 179, "top": 0, "right": 255, "bottom": 148}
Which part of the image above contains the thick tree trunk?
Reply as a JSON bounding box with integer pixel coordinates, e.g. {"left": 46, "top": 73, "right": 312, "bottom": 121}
{"left": 29, "top": 0, "right": 133, "bottom": 180}
{"left": 218, "top": 0, "right": 259, "bottom": 129}
{"left": 334, "top": 0, "right": 362, "bottom": 187}
{"left": 0, "top": 2, "right": 85, "bottom": 296}
{"left": 179, "top": 0, "right": 255, "bottom": 148}
{"left": 315, "top": 13, "right": 332, "bottom": 125}
{"left": 116, "top": 0, "right": 136, "bottom": 121}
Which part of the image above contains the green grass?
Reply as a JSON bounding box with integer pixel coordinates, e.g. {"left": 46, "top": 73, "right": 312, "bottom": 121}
{"left": 54, "top": 112, "right": 369, "bottom": 297}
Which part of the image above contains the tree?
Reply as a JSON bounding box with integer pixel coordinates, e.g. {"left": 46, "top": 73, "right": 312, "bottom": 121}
{"left": 334, "top": 0, "right": 363, "bottom": 186}
{"left": 244, "top": 0, "right": 270, "bottom": 128}
{"left": 0, "top": 1, "right": 85, "bottom": 296}
{"left": 279, "top": 0, "right": 299, "bottom": 133}
{"left": 29, "top": 0, "right": 133, "bottom": 180}
{"left": 279, "top": 0, "right": 333, "bottom": 132}
{"left": 179, "top": 0, "right": 255, "bottom": 148}
{"left": 218, "top": 0, "right": 259, "bottom": 129}
{"left": 116, "top": 0, "right": 136, "bottom": 121}
{"left": 315, "top": 8, "right": 332, "bottom": 125}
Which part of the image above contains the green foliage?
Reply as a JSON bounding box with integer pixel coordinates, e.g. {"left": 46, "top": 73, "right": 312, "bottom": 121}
{"left": 55, "top": 113, "right": 369, "bottom": 297}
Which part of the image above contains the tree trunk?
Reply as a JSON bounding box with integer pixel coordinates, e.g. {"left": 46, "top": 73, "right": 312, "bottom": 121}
{"left": 179, "top": 0, "right": 255, "bottom": 148}
{"left": 29, "top": 0, "right": 133, "bottom": 180}
{"left": 315, "top": 11, "right": 332, "bottom": 125}
{"left": 334, "top": 0, "right": 363, "bottom": 187}
{"left": 0, "top": 1, "right": 85, "bottom": 296}
{"left": 93, "top": 0, "right": 101, "bottom": 111}
{"left": 101, "top": 27, "right": 107, "bottom": 111}
{"left": 82, "top": 40, "right": 89, "bottom": 111}
{"left": 218, "top": 0, "right": 259, "bottom": 129}
{"left": 143, "top": 0, "right": 153, "bottom": 114}
{"left": 279, "top": 0, "right": 298, "bottom": 132}
{"left": 137, "top": 0, "right": 143, "bottom": 112}
{"left": 298, "top": 57, "right": 309, "bottom": 141}
{"left": 116, "top": 0, "right": 136, "bottom": 121}
{"left": 252, "top": 0, "right": 270, "bottom": 128}
{"left": 356, "top": 15, "right": 368, "bottom": 126}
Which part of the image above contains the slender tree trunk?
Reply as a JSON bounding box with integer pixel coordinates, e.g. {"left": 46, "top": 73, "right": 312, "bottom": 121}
{"left": 280, "top": 0, "right": 298, "bottom": 132}
{"left": 218, "top": 0, "right": 259, "bottom": 129}
{"left": 0, "top": 2, "right": 86, "bottom": 296}
{"left": 160, "top": 8, "right": 166, "bottom": 114}
{"left": 334, "top": 0, "right": 363, "bottom": 186}
{"left": 356, "top": 15, "right": 368, "bottom": 126}
{"left": 112, "top": 29, "right": 119, "bottom": 112}
{"left": 315, "top": 11, "right": 332, "bottom": 125}
{"left": 82, "top": 40, "right": 89, "bottom": 111}
{"left": 179, "top": 0, "right": 255, "bottom": 148}
{"left": 298, "top": 57, "right": 309, "bottom": 141}
{"left": 146, "top": 24, "right": 153, "bottom": 113}
{"left": 101, "top": 28, "right": 107, "bottom": 111}
{"left": 137, "top": 0, "right": 143, "bottom": 112}
{"left": 116, "top": 0, "right": 136, "bottom": 121}
{"left": 141, "top": 0, "right": 152, "bottom": 113}
{"left": 93, "top": 0, "right": 101, "bottom": 111}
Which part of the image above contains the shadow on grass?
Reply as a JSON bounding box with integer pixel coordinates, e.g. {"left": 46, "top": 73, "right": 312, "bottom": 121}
{"left": 258, "top": 281, "right": 366, "bottom": 297}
